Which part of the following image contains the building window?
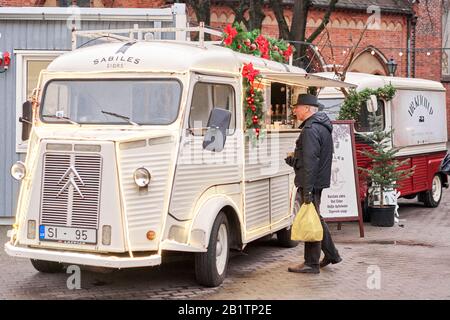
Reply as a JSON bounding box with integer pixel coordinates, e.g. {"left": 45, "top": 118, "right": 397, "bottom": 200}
{"left": 59, "top": 0, "right": 91, "bottom": 7}
{"left": 443, "top": 2, "right": 450, "bottom": 76}
{"left": 14, "top": 50, "right": 67, "bottom": 153}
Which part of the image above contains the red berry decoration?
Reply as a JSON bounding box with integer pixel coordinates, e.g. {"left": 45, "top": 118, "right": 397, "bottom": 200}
{"left": 251, "top": 105, "right": 256, "bottom": 112}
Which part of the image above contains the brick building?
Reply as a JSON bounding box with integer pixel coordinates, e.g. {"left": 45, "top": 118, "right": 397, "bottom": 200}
{"left": 0, "top": 0, "right": 447, "bottom": 128}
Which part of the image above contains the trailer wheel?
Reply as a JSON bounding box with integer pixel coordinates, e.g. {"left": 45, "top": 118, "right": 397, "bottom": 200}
{"left": 403, "top": 194, "right": 417, "bottom": 200}
{"left": 362, "top": 196, "right": 370, "bottom": 222}
{"left": 421, "top": 174, "right": 443, "bottom": 208}
{"left": 276, "top": 227, "right": 299, "bottom": 248}
{"left": 194, "top": 212, "right": 230, "bottom": 287}
{"left": 30, "top": 259, "right": 64, "bottom": 273}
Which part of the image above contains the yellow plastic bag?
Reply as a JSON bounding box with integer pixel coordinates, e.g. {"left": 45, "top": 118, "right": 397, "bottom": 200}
{"left": 291, "top": 203, "right": 323, "bottom": 242}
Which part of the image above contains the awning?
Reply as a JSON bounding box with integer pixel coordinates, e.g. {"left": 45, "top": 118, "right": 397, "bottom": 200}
{"left": 260, "top": 71, "right": 356, "bottom": 88}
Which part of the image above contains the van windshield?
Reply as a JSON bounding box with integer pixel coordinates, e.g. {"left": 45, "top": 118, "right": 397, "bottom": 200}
{"left": 40, "top": 79, "right": 182, "bottom": 125}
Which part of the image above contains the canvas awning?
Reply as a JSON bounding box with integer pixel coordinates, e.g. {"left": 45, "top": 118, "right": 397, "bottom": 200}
{"left": 260, "top": 71, "right": 356, "bottom": 88}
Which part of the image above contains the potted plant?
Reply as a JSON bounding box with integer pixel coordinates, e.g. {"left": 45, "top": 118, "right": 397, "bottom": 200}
{"left": 360, "top": 112, "right": 414, "bottom": 227}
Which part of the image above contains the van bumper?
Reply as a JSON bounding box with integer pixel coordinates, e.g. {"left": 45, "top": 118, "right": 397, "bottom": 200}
{"left": 4, "top": 242, "right": 161, "bottom": 269}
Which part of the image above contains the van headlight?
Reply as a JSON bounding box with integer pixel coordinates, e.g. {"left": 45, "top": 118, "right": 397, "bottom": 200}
{"left": 11, "top": 161, "right": 26, "bottom": 180}
{"left": 133, "top": 167, "right": 151, "bottom": 187}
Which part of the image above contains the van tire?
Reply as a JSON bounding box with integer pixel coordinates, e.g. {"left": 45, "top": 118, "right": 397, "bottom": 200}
{"left": 194, "top": 212, "right": 230, "bottom": 287}
{"left": 30, "top": 259, "right": 64, "bottom": 273}
{"left": 421, "top": 174, "right": 443, "bottom": 208}
{"left": 276, "top": 227, "right": 299, "bottom": 248}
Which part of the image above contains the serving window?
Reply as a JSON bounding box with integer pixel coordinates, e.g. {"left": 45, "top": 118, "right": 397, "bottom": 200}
{"left": 261, "top": 81, "right": 305, "bottom": 130}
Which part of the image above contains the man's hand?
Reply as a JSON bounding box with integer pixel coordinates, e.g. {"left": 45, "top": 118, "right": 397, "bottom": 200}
{"left": 304, "top": 192, "right": 313, "bottom": 204}
{"left": 285, "top": 156, "right": 295, "bottom": 167}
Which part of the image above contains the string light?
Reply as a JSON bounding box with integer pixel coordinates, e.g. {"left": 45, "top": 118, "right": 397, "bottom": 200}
{"left": 399, "top": 52, "right": 403, "bottom": 57}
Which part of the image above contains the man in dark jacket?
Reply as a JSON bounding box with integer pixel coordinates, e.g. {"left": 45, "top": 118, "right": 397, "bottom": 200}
{"left": 285, "top": 93, "right": 342, "bottom": 274}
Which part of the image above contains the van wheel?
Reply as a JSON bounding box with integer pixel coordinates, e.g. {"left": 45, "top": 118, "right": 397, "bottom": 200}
{"left": 30, "top": 259, "right": 64, "bottom": 273}
{"left": 194, "top": 212, "right": 229, "bottom": 287}
{"left": 276, "top": 227, "right": 299, "bottom": 248}
{"left": 421, "top": 174, "right": 443, "bottom": 208}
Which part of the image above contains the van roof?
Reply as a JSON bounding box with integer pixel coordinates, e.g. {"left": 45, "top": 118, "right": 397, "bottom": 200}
{"left": 316, "top": 72, "right": 445, "bottom": 98}
{"left": 47, "top": 41, "right": 306, "bottom": 75}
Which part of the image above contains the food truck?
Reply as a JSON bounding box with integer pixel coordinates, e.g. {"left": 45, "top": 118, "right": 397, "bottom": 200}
{"left": 317, "top": 72, "right": 448, "bottom": 216}
{"left": 5, "top": 26, "right": 354, "bottom": 287}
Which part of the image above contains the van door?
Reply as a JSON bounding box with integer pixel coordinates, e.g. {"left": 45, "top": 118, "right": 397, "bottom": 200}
{"left": 169, "top": 74, "right": 242, "bottom": 222}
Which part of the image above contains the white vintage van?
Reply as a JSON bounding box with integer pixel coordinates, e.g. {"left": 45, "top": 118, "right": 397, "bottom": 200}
{"left": 5, "top": 27, "right": 353, "bottom": 287}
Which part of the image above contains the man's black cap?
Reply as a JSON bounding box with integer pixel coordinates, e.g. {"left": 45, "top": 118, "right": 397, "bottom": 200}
{"left": 294, "top": 93, "right": 319, "bottom": 107}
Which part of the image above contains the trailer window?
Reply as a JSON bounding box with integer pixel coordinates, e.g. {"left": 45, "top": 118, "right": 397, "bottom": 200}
{"left": 189, "top": 82, "right": 235, "bottom": 134}
{"left": 41, "top": 79, "right": 182, "bottom": 125}
{"left": 319, "top": 98, "right": 385, "bottom": 132}
{"left": 355, "top": 100, "right": 385, "bottom": 132}
{"left": 318, "top": 98, "right": 344, "bottom": 121}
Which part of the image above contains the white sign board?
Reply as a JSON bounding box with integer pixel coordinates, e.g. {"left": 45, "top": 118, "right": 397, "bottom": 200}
{"left": 392, "top": 90, "right": 447, "bottom": 147}
{"left": 320, "top": 122, "right": 362, "bottom": 225}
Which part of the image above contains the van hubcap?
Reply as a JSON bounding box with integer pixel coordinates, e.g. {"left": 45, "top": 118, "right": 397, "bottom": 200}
{"left": 215, "top": 224, "right": 228, "bottom": 275}
{"left": 432, "top": 175, "right": 442, "bottom": 202}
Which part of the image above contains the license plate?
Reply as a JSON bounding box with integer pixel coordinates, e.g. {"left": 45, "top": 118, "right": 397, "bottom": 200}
{"left": 39, "top": 225, "right": 97, "bottom": 244}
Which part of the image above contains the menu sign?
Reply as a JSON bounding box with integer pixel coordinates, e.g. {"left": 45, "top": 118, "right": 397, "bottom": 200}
{"left": 320, "top": 121, "right": 364, "bottom": 237}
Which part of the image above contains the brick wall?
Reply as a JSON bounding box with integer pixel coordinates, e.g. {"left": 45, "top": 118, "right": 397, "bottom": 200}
{"left": 206, "top": 5, "right": 409, "bottom": 76}
{"left": 0, "top": 0, "right": 166, "bottom": 7}
{"left": 413, "top": 0, "right": 442, "bottom": 81}
{"left": 0, "top": 0, "right": 38, "bottom": 5}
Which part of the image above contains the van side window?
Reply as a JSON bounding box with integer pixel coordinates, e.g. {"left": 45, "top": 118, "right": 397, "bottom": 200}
{"left": 189, "top": 82, "right": 235, "bottom": 134}
{"left": 355, "top": 99, "right": 385, "bottom": 132}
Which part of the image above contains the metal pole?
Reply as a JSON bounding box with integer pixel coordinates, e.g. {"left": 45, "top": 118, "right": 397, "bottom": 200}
{"left": 199, "top": 21, "right": 205, "bottom": 47}
{"left": 71, "top": 27, "right": 76, "bottom": 50}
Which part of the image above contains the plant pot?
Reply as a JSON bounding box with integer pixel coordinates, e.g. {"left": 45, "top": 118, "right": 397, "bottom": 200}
{"left": 369, "top": 205, "right": 395, "bottom": 227}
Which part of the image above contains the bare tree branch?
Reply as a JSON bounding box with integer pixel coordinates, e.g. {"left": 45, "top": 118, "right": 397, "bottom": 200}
{"left": 340, "top": 23, "right": 369, "bottom": 79}
{"left": 269, "top": 0, "right": 291, "bottom": 40}
{"left": 226, "top": 0, "right": 250, "bottom": 29}
{"left": 249, "top": 0, "right": 266, "bottom": 30}
{"left": 184, "top": 0, "right": 211, "bottom": 40}
{"left": 307, "top": 0, "right": 339, "bottom": 43}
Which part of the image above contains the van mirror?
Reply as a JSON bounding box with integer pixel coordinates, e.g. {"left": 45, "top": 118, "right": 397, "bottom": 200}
{"left": 202, "top": 108, "right": 231, "bottom": 152}
{"left": 19, "top": 101, "right": 33, "bottom": 141}
{"left": 366, "top": 95, "right": 378, "bottom": 113}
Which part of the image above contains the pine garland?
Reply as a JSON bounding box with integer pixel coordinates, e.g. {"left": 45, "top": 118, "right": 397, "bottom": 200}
{"left": 223, "top": 23, "right": 294, "bottom": 63}
{"left": 337, "top": 84, "right": 396, "bottom": 121}
{"left": 242, "top": 63, "right": 264, "bottom": 142}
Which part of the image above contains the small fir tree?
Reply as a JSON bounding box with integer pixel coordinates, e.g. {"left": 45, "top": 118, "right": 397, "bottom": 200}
{"left": 359, "top": 113, "right": 415, "bottom": 207}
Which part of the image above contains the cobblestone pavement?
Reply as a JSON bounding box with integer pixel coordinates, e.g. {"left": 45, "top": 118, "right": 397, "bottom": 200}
{"left": 1, "top": 193, "right": 450, "bottom": 300}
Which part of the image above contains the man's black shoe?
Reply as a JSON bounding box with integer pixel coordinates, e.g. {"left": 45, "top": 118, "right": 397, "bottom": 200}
{"left": 319, "top": 256, "right": 342, "bottom": 268}
{"left": 288, "top": 263, "right": 320, "bottom": 274}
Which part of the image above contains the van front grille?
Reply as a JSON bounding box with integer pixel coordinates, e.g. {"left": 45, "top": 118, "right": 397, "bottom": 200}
{"left": 40, "top": 152, "right": 102, "bottom": 229}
